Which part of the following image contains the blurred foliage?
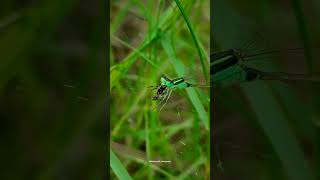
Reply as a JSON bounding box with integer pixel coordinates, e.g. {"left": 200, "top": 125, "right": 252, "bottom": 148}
{"left": 110, "top": 0, "right": 210, "bottom": 179}
{"left": 0, "top": 0, "right": 106, "bottom": 179}
{"left": 213, "top": 0, "right": 320, "bottom": 180}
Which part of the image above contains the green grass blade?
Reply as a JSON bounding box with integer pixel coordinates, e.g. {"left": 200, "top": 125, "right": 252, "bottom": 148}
{"left": 110, "top": 31, "right": 158, "bottom": 91}
{"left": 110, "top": 148, "right": 133, "bottom": 180}
{"left": 174, "top": 156, "right": 206, "bottom": 180}
{"left": 291, "top": 0, "right": 315, "bottom": 72}
{"left": 110, "top": 1, "right": 131, "bottom": 35}
{"left": 174, "top": 0, "right": 208, "bottom": 83}
{"left": 242, "top": 82, "right": 313, "bottom": 180}
{"left": 271, "top": 82, "right": 315, "bottom": 142}
{"left": 111, "top": 36, "right": 160, "bottom": 69}
{"left": 110, "top": 1, "right": 182, "bottom": 91}
{"left": 291, "top": 1, "right": 320, "bottom": 178}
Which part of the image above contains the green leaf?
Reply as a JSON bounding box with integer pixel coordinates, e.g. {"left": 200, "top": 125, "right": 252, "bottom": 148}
{"left": 242, "top": 82, "right": 313, "bottom": 180}
{"left": 110, "top": 148, "right": 133, "bottom": 180}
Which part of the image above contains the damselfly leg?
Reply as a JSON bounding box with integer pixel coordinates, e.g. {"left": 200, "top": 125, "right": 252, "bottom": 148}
{"left": 158, "top": 89, "right": 172, "bottom": 112}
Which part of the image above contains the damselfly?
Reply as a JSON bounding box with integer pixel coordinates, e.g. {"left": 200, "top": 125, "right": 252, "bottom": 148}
{"left": 211, "top": 48, "right": 320, "bottom": 87}
{"left": 149, "top": 75, "right": 209, "bottom": 111}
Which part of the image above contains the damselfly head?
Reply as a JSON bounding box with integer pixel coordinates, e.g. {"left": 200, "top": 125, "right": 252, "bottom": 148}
{"left": 150, "top": 85, "right": 167, "bottom": 101}
{"left": 155, "top": 85, "right": 167, "bottom": 96}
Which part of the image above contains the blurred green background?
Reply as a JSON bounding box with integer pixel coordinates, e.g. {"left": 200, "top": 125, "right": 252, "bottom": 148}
{"left": 213, "top": 0, "right": 320, "bottom": 180}
{"left": 0, "top": 0, "right": 106, "bottom": 179}
{"left": 110, "top": 0, "right": 210, "bottom": 179}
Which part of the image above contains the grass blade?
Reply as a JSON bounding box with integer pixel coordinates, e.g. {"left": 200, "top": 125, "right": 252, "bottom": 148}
{"left": 175, "top": 156, "right": 206, "bottom": 180}
{"left": 242, "top": 82, "right": 313, "bottom": 180}
{"left": 174, "top": 0, "right": 208, "bottom": 83}
{"left": 110, "top": 148, "right": 133, "bottom": 180}
{"left": 110, "top": 1, "right": 183, "bottom": 91}
{"left": 291, "top": 1, "right": 320, "bottom": 179}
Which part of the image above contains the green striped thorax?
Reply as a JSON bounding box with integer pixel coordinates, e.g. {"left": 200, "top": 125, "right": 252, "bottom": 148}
{"left": 211, "top": 49, "right": 260, "bottom": 87}
{"left": 151, "top": 76, "right": 193, "bottom": 103}
{"left": 161, "top": 76, "right": 192, "bottom": 89}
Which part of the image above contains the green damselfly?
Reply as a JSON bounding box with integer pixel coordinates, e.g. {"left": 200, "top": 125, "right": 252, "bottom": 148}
{"left": 149, "top": 75, "right": 209, "bottom": 111}
{"left": 211, "top": 48, "right": 320, "bottom": 87}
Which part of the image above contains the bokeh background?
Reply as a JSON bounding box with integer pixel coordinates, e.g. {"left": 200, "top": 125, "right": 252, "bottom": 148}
{"left": 0, "top": 0, "right": 106, "bottom": 179}
{"left": 212, "top": 0, "right": 320, "bottom": 180}
{"left": 110, "top": 0, "right": 210, "bottom": 179}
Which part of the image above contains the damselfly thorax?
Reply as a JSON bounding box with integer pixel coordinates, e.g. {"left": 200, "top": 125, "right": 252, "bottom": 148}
{"left": 150, "top": 76, "right": 191, "bottom": 102}
{"left": 211, "top": 49, "right": 262, "bottom": 86}
{"left": 149, "top": 75, "right": 208, "bottom": 111}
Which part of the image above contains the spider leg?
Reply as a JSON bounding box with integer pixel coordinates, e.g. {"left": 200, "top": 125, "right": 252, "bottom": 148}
{"left": 155, "top": 90, "right": 168, "bottom": 111}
